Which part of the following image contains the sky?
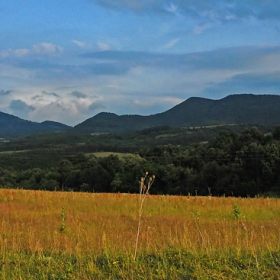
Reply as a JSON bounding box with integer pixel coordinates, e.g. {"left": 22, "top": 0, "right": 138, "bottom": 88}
{"left": 1, "top": 0, "right": 280, "bottom": 126}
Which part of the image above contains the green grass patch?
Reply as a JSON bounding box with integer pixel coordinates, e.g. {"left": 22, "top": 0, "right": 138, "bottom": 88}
{"left": 92, "top": 152, "right": 131, "bottom": 158}
{"left": 0, "top": 150, "right": 29, "bottom": 155}
{"left": 1, "top": 249, "right": 280, "bottom": 279}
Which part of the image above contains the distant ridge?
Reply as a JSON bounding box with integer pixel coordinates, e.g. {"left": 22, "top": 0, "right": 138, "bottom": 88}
{"left": 73, "top": 94, "right": 280, "bottom": 133}
{"left": 2, "top": 94, "right": 280, "bottom": 139}
{"left": 0, "top": 111, "right": 71, "bottom": 139}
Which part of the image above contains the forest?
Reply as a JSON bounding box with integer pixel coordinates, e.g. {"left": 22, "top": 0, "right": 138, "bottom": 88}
{"left": 0, "top": 125, "right": 280, "bottom": 197}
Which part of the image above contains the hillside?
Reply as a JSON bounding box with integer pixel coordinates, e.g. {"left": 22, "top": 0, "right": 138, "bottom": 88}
{"left": 2, "top": 94, "right": 280, "bottom": 138}
{"left": 74, "top": 94, "right": 280, "bottom": 133}
{"left": 0, "top": 111, "right": 71, "bottom": 140}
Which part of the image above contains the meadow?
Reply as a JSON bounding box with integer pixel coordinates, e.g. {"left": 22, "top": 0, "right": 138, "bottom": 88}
{"left": 0, "top": 189, "right": 280, "bottom": 279}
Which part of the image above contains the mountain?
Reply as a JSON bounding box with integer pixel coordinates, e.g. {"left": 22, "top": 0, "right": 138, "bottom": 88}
{"left": 74, "top": 94, "right": 280, "bottom": 133}
{"left": 2, "top": 94, "right": 280, "bottom": 139}
{"left": 0, "top": 111, "right": 71, "bottom": 140}
{"left": 153, "top": 94, "right": 280, "bottom": 126}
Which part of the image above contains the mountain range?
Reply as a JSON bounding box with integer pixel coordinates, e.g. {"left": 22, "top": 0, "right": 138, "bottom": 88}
{"left": 0, "top": 111, "right": 71, "bottom": 140}
{"left": 1, "top": 94, "right": 280, "bottom": 139}
{"left": 73, "top": 94, "right": 280, "bottom": 133}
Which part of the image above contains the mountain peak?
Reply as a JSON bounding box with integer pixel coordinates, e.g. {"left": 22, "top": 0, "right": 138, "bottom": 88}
{"left": 74, "top": 94, "right": 280, "bottom": 133}
{"left": 0, "top": 111, "right": 70, "bottom": 139}
{"left": 94, "top": 112, "right": 119, "bottom": 120}
{"left": 3, "top": 94, "right": 280, "bottom": 137}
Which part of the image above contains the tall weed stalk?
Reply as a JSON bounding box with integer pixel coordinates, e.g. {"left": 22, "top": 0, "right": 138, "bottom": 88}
{"left": 134, "top": 172, "right": 155, "bottom": 260}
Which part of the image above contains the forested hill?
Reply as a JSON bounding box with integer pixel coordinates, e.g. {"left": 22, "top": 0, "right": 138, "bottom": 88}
{"left": 0, "top": 111, "right": 71, "bottom": 139}
{"left": 74, "top": 94, "right": 280, "bottom": 133}
{"left": 2, "top": 94, "right": 280, "bottom": 138}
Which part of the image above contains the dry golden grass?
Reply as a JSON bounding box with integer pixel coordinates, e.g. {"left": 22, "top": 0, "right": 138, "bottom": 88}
{"left": 0, "top": 189, "right": 280, "bottom": 257}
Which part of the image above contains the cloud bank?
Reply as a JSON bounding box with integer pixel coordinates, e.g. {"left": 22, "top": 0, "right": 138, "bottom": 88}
{"left": 1, "top": 44, "right": 280, "bottom": 125}
{"left": 0, "top": 0, "right": 280, "bottom": 125}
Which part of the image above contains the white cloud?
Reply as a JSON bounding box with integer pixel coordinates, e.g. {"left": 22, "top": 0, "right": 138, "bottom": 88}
{"left": 165, "top": 2, "right": 178, "bottom": 14}
{"left": 1, "top": 44, "right": 280, "bottom": 125}
{"left": 2, "top": 86, "right": 106, "bottom": 125}
{"left": 27, "top": 96, "right": 106, "bottom": 125}
{"left": 0, "top": 43, "right": 63, "bottom": 58}
{"left": 29, "top": 101, "right": 72, "bottom": 123}
{"left": 97, "top": 42, "right": 110, "bottom": 51}
{"left": 73, "top": 40, "right": 93, "bottom": 50}
{"left": 163, "top": 38, "right": 179, "bottom": 49}
{"left": 163, "top": 96, "right": 184, "bottom": 105}
{"left": 124, "top": 94, "right": 185, "bottom": 116}
{"left": 33, "top": 43, "right": 64, "bottom": 55}
{"left": 1, "top": 48, "right": 30, "bottom": 58}
{"left": 193, "top": 23, "right": 212, "bottom": 35}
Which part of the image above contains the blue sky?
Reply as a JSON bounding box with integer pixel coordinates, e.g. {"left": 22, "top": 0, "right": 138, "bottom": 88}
{"left": 1, "top": 0, "right": 280, "bottom": 125}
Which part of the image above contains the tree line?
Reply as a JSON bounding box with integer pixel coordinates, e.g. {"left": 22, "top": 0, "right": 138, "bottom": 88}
{"left": 1, "top": 126, "right": 280, "bottom": 197}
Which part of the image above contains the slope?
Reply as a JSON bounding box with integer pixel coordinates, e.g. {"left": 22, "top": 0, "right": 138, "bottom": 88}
{"left": 74, "top": 94, "right": 280, "bottom": 133}
{"left": 0, "top": 111, "right": 71, "bottom": 139}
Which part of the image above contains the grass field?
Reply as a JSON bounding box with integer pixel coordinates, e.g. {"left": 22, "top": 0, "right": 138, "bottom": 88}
{"left": 0, "top": 150, "right": 29, "bottom": 155}
{"left": 92, "top": 151, "right": 131, "bottom": 158}
{"left": 0, "top": 189, "right": 280, "bottom": 279}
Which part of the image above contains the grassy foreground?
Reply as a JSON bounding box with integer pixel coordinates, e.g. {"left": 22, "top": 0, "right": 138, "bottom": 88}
{"left": 0, "top": 189, "right": 280, "bottom": 279}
